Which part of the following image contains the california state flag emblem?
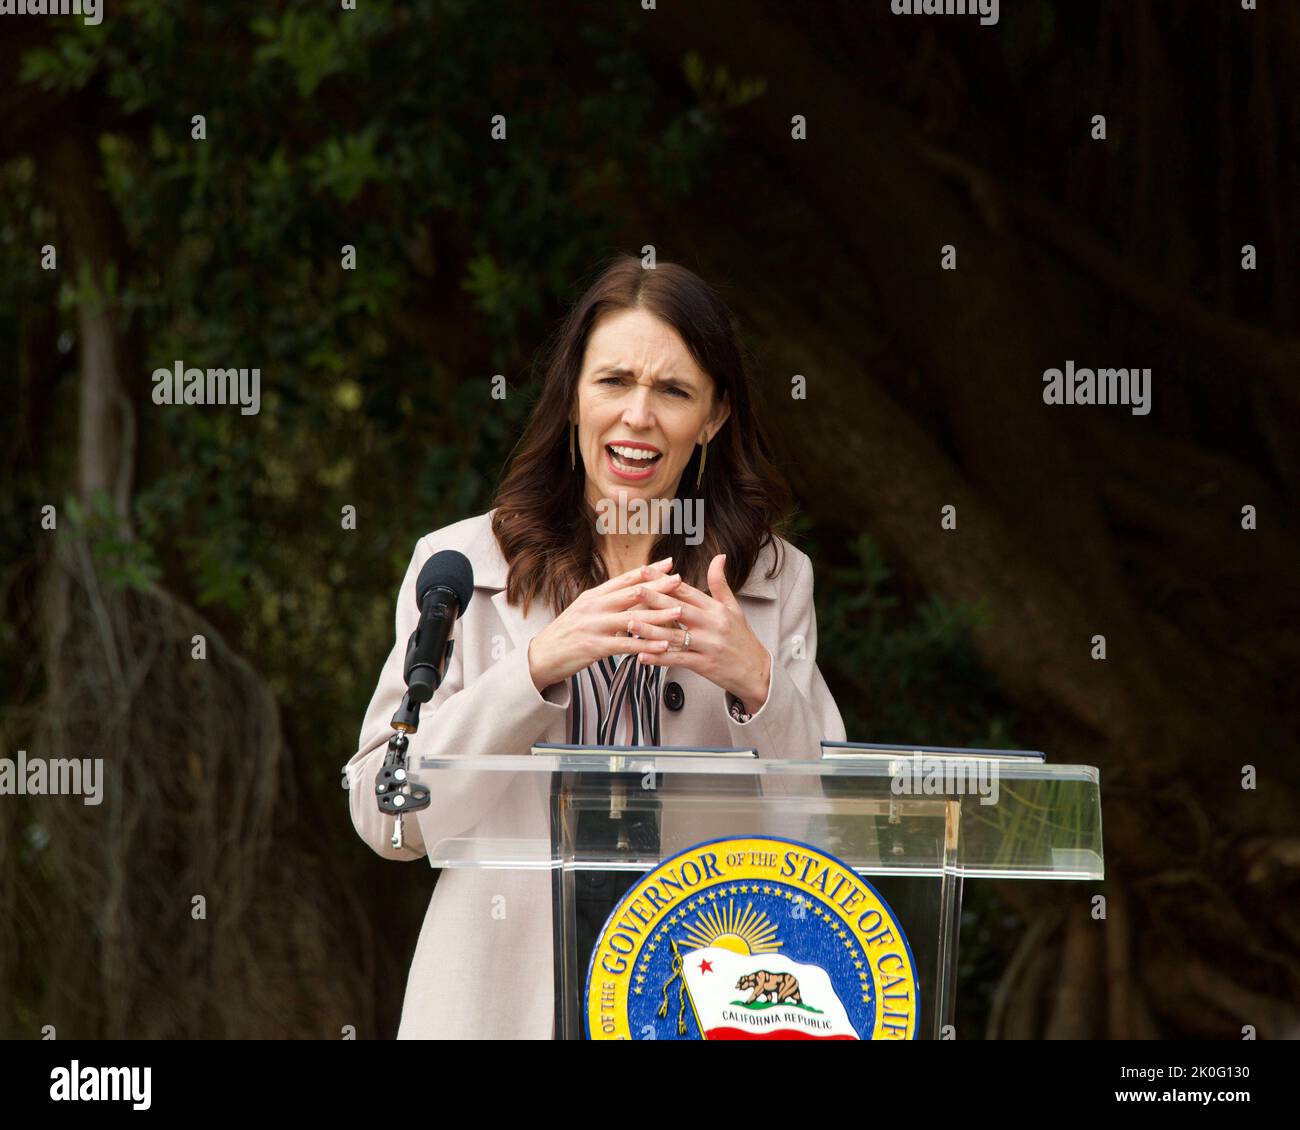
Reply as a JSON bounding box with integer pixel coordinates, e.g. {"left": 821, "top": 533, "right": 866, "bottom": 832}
{"left": 678, "top": 944, "right": 860, "bottom": 1040}
{"left": 584, "top": 837, "right": 919, "bottom": 1040}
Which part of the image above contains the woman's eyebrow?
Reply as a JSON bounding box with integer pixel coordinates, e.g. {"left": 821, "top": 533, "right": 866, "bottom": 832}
{"left": 592, "top": 365, "right": 693, "bottom": 388}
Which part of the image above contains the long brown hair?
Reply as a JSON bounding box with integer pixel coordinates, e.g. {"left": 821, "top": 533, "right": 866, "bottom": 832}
{"left": 491, "top": 255, "right": 792, "bottom": 615}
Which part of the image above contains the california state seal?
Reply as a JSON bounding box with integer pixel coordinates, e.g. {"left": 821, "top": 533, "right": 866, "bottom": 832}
{"left": 584, "top": 835, "right": 919, "bottom": 1039}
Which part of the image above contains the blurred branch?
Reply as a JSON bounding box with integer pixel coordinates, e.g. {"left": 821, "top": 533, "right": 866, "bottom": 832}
{"left": 911, "top": 137, "right": 1300, "bottom": 397}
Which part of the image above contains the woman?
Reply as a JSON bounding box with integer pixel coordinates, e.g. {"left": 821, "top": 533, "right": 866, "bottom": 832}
{"left": 345, "top": 255, "right": 846, "bottom": 1039}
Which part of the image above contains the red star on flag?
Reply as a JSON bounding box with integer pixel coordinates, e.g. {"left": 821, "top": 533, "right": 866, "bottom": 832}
{"left": 698, "top": 959, "right": 713, "bottom": 973}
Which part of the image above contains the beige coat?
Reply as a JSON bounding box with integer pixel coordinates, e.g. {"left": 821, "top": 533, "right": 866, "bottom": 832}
{"left": 345, "top": 510, "right": 846, "bottom": 1039}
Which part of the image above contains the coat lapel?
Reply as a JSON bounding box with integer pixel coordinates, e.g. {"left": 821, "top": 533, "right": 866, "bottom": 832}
{"left": 464, "top": 517, "right": 556, "bottom": 651}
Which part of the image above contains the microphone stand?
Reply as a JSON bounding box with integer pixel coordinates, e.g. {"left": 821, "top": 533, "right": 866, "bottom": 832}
{"left": 376, "top": 704, "right": 428, "bottom": 853}
{"left": 375, "top": 592, "right": 457, "bottom": 851}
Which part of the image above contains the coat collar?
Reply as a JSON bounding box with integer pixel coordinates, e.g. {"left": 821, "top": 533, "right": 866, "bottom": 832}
{"left": 466, "top": 511, "right": 780, "bottom": 650}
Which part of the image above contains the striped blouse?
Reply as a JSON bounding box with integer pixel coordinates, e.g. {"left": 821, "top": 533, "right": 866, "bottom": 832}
{"left": 564, "top": 652, "right": 757, "bottom": 744}
{"left": 566, "top": 652, "right": 664, "bottom": 746}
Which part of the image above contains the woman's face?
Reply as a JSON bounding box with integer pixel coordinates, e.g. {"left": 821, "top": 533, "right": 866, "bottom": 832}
{"left": 574, "top": 307, "right": 729, "bottom": 509}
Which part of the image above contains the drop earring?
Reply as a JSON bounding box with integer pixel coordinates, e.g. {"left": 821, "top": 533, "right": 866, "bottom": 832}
{"left": 570, "top": 422, "right": 576, "bottom": 470}
{"left": 695, "top": 435, "right": 708, "bottom": 490}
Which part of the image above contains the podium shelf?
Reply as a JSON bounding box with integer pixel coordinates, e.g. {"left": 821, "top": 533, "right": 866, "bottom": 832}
{"left": 413, "top": 753, "right": 1103, "bottom": 880}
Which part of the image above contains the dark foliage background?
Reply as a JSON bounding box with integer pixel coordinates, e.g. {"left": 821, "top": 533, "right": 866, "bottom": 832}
{"left": 2, "top": 0, "right": 1297, "bottom": 1038}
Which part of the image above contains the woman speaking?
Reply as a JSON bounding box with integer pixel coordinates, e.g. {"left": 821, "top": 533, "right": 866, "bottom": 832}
{"left": 345, "top": 255, "right": 846, "bottom": 1039}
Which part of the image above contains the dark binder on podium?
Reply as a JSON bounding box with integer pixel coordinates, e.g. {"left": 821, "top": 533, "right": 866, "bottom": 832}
{"left": 531, "top": 743, "right": 757, "bottom": 757}
{"left": 820, "top": 740, "right": 1046, "bottom": 762}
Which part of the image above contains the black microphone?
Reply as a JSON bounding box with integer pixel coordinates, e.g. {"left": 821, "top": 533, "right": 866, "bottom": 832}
{"left": 402, "top": 549, "right": 474, "bottom": 706}
{"left": 379, "top": 549, "right": 474, "bottom": 843}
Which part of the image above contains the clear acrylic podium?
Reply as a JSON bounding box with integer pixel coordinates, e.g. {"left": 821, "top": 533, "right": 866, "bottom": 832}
{"left": 414, "top": 750, "right": 1103, "bottom": 1039}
